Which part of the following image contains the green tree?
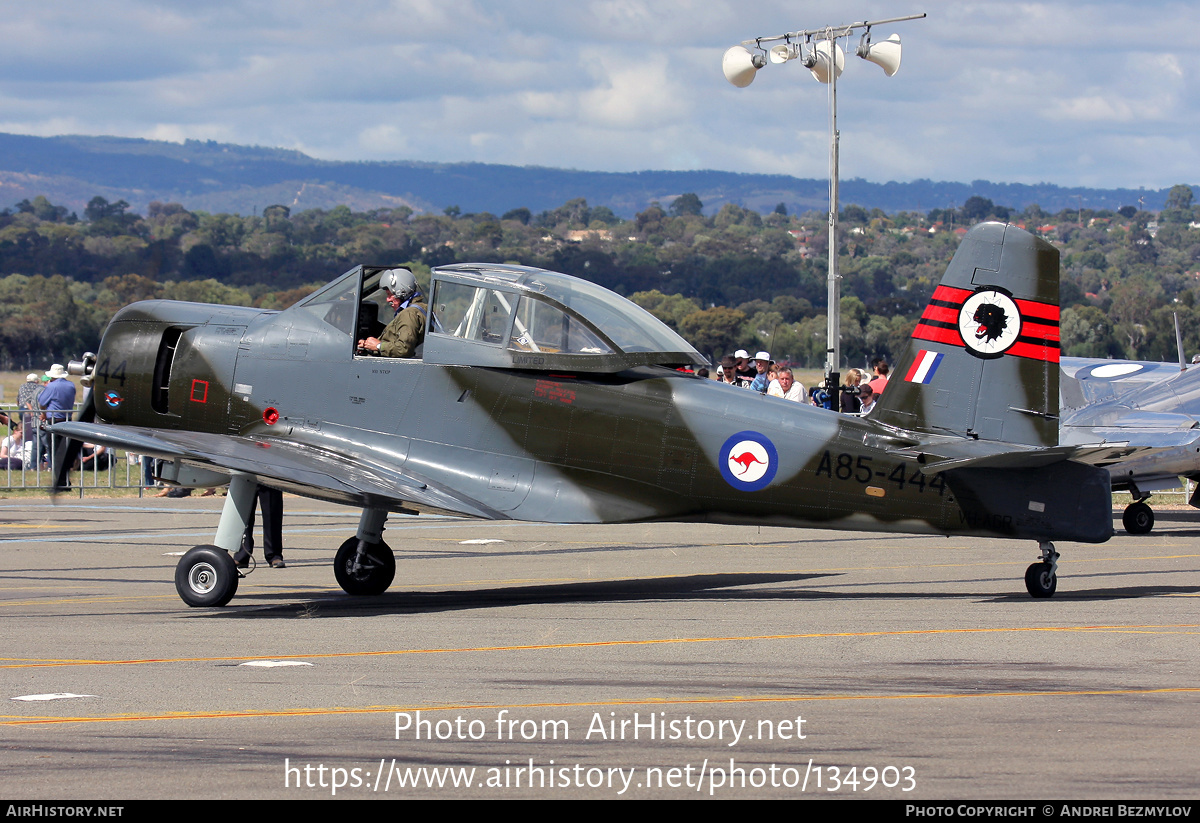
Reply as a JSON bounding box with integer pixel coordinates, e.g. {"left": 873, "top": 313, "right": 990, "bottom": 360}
{"left": 84, "top": 196, "right": 143, "bottom": 237}
{"left": 678, "top": 307, "right": 747, "bottom": 359}
{"left": 1165, "top": 184, "right": 1195, "bottom": 212}
{"left": 629, "top": 290, "right": 701, "bottom": 331}
{"left": 16, "top": 196, "right": 71, "bottom": 223}
{"left": 262, "top": 204, "right": 292, "bottom": 233}
{"left": 1060, "top": 305, "right": 1117, "bottom": 357}
{"left": 669, "top": 193, "right": 703, "bottom": 218}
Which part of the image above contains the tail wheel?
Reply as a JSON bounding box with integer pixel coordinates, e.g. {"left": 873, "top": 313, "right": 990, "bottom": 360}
{"left": 175, "top": 545, "right": 239, "bottom": 607}
{"left": 1024, "top": 561, "right": 1057, "bottom": 598}
{"left": 334, "top": 537, "right": 395, "bottom": 595}
{"left": 1122, "top": 501, "right": 1154, "bottom": 535}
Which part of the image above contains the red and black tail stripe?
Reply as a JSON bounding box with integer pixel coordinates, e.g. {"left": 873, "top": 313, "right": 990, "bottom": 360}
{"left": 912, "top": 285, "right": 1060, "bottom": 363}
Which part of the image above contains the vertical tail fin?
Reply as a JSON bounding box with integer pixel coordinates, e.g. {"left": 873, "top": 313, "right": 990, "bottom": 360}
{"left": 869, "top": 222, "right": 1061, "bottom": 446}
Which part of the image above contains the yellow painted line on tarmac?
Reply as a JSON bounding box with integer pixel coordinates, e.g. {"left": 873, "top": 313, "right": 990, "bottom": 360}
{"left": 4, "top": 686, "right": 1200, "bottom": 726}
{"left": 0, "top": 584, "right": 109, "bottom": 592}
{"left": 0, "top": 594, "right": 183, "bottom": 607}
{"left": 1, "top": 624, "right": 1196, "bottom": 670}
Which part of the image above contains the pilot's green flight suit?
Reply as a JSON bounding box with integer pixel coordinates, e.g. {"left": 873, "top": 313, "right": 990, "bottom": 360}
{"left": 378, "top": 300, "right": 427, "bottom": 358}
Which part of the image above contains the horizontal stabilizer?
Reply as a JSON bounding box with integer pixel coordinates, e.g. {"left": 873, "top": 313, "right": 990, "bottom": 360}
{"left": 889, "top": 428, "right": 1200, "bottom": 474}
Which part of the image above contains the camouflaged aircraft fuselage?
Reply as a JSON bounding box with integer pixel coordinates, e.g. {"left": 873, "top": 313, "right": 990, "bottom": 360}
{"left": 57, "top": 224, "right": 1130, "bottom": 604}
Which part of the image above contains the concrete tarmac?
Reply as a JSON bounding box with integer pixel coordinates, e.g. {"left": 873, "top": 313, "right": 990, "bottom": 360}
{"left": 1, "top": 495, "right": 1198, "bottom": 799}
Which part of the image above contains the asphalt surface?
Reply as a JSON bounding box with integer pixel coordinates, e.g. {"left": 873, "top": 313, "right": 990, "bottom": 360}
{"left": 1, "top": 496, "right": 1198, "bottom": 799}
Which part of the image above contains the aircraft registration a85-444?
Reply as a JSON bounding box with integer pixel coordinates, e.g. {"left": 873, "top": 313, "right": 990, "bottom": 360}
{"left": 54, "top": 222, "right": 1171, "bottom": 606}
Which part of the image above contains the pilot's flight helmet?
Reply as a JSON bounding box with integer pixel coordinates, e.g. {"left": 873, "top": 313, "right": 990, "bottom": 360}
{"left": 380, "top": 268, "right": 417, "bottom": 302}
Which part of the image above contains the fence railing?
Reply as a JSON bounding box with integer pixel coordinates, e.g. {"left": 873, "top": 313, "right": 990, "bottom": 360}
{"left": 0, "top": 404, "right": 155, "bottom": 497}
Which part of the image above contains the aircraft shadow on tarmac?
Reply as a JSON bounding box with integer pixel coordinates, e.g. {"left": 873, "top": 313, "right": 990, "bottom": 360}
{"left": 182, "top": 571, "right": 1200, "bottom": 619}
{"left": 196, "top": 571, "right": 835, "bottom": 618}
{"left": 1131, "top": 527, "right": 1200, "bottom": 538}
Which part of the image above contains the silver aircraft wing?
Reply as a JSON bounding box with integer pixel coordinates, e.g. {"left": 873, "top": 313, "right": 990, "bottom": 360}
{"left": 51, "top": 421, "right": 507, "bottom": 520}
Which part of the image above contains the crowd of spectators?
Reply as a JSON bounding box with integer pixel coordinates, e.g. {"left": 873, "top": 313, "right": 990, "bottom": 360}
{"left": 709, "top": 350, "right": 889, "bottom": 415}
{"left": 1, "top": 365, "right": 162, "bottom": 488}
{"left": 0, "top": 367, "right": 80, "bottom": 475}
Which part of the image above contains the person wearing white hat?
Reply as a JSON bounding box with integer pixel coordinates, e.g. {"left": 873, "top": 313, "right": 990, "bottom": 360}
{"left": 749, "top": 351, "right": 774, "bottom": 394}
{"left": 37, "top": 364, "right": 76, "bottom": 470}
{"left": 731, "top": 349, "right": 757, "bottom": 383}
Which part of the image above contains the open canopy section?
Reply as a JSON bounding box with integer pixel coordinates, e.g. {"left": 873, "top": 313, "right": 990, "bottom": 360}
{"left": 423, "top": 263, "right": 707, "bottom": 372}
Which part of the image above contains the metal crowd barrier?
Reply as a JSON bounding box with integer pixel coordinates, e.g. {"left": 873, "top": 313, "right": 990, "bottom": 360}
{"left": 0, "top": 405, "right": 157, "bottom": 497}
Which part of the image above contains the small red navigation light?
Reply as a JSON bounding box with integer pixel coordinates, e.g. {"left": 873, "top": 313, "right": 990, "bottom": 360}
{"left": 263, "top": 407, "right": 280, "bottom": 425}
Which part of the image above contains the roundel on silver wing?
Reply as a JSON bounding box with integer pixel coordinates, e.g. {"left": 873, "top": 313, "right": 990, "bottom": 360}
{"left": 957, "top": 289, "right": 1021, "bottom": 359}
{"left": 1074, "top": 361, "right": 1156, "bottom": 381}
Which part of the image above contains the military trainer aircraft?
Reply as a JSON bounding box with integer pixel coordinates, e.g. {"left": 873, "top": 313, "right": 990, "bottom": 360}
{"left": 53, "top": 222, "right": 1169, "bottom": 607}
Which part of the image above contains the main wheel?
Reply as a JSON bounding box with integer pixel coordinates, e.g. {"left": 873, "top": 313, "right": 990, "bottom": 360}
{"left": 175, "top": 545, "right": 239, "bottom": 607}
{"left": 1122, "top": 501, "right": 1154, "bottom": 535}
{"left": 1024, "top": 561, "right": 1057, "bottom": 598}
{"left": 334, "top": 537, "right": 395, "bottom": 596}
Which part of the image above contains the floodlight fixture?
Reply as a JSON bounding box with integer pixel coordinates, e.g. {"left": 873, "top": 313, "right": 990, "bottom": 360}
{"left": 721, "top": 44, "right": 766, "bottom": 88}
{"left": 805, "top": 39, "right": 845, "bottom": 84}
{"left": 721, "top": 12, "right": 925, "bottom": 391}
{"left": 769, "top": 43, "right": 799, "bottom": 64}
{"left": 858, "top": 31, "right": 903, "bottom": 77}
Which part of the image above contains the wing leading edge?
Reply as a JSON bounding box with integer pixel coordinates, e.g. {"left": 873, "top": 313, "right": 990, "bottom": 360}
{"left": 51, "top": 421, "right": 507, "bottom": 520}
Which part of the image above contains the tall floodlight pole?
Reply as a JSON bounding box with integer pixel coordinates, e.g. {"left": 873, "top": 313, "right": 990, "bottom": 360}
{"left": 826, "top": 29, "right": 840, "bottom": 391}
{"left": 723, "top": 14, "right": 924, "bottom": 398}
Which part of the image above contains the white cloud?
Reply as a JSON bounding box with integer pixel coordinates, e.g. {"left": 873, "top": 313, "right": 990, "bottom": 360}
{"left": 0, "top": 0, "right": 1198, "bottom": 188}
{"left": 1056, "top": 94, "right": 1139, "bottom": 122}
{"left": 578, "top": 55, "right": 690, "bottom": 129}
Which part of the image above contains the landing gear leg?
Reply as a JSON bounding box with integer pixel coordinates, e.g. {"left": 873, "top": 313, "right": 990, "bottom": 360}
{"left": 174, "top": 473, "right": 256, "bottom": 607}
{"left": 334, "top": 508, "right": 394, "bottom": 595}
{"left": 1024, "top": 540, "right": 1059, "bottom": 598}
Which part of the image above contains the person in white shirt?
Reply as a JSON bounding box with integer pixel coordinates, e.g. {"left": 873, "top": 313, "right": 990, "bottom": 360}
{"left": 0, "top": 427, "right": 26, "bottom": 469}
{"left": 858, "top": 384, "right": 877, "bottom": 415}
{"left": 767, "top": 368, "right": 805, "bottom": 402}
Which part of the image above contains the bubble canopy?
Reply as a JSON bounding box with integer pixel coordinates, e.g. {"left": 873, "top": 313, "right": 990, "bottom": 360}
{"left": 423, "top": 263, "right": 707, "bottom": 372}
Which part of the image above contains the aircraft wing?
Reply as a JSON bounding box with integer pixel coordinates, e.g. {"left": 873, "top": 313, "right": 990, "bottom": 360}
{"left": 1060, "top": 356, "right": 1195, "bottom": 411}
{"left": 51, "top": 421, "right": 507, "bottom": 520}
{"left": 1060, "top": 356, "right": 1184, "bottom": 384}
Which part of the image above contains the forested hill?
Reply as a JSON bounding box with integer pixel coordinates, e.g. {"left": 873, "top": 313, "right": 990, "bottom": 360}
{"left": 0, "top": 132, "right": 1179, "bottom": 219}
{"left": 2, "top": 187, "right": 1199, "bottom": 375}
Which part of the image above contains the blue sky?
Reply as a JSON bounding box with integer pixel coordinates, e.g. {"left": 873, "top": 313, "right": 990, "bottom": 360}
{"left": 1, "top": 0, "right": 1196, "bottom": 189}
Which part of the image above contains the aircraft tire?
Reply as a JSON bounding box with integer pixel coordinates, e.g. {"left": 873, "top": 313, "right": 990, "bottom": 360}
{"left": 1024, "top": 561, "right": 1057, "bottom": 598}
{"left": 1122, "top": 502, "right": 1154, "bottom": 535}
{"left": 334, "top": 537, "right": 395, "bottom": 596}
{"left": 175, "top": 545, "right": 239, "bottom": 607}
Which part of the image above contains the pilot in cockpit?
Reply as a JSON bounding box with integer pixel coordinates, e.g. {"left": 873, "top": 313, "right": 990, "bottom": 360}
{"left": 357, "top": 268, "right": 428, "bottom": 358}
